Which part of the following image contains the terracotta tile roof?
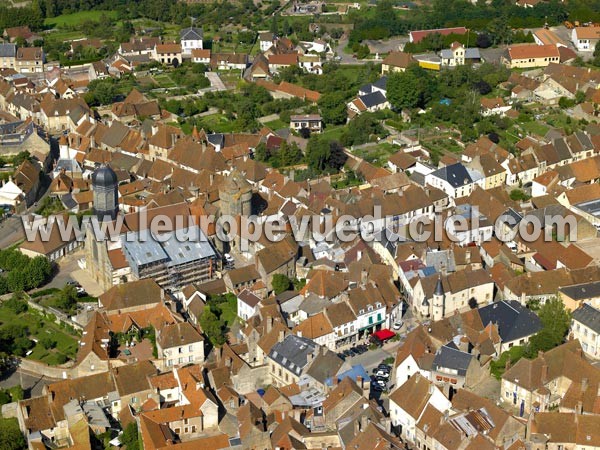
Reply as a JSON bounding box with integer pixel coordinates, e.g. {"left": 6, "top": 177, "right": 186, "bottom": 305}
{"left": 255, "top": 79, "right": 321, "bottom": 102}
{"left": 157, "top": 322, "right": 203, "bottom": 349}
{"left": 106, "top": 303, "right": 178, "bottom": 334}
{"left": 531, "top": 412, "right": 600, "bottom": 446}
{"left": 389, "top": 373, "right": 435, "bottom": 419}
{"left": 155, "top": 43, "right": 181, "bottom": 54}
{"left": 382, "top": 51, "right": 414, "bottom": 68}
{"left": 507, "top": 44, "right": 560, "bottom": 60}
{"left": 574, "top": 27, "right": 600, "bottom": 40}
{"left": 503, "top": 340, "right": 600, "bottom": 392}
{"left": 99, "top": 279, "right": 163, "bottom": 311}
{"left": 410, "top": 27, "right": 467, "bottom": 43}
{"left": 268, "top": 53, "right": 299, "bottom": 66}
{"left": 293, "top": 311, "right": 333, "bottom": 338}
{"left": 112, "top": 360, "right": 157, "bottom": 396}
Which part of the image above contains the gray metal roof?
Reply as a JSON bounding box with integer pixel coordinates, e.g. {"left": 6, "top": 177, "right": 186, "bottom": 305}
{"left": 161, "top": 228, "right": 216, "bottom": 267}
{"left": 180, "top": 27, "right": 203, "bottom": 40}
{"left": 560, "top": 281, "right": 600, "bottom": 300}
{"left": 359, "top": 91, "right": 387, "bottom": 109}
{"left": 433, "top": 344, "right": 473, "bottom": 376}
{"left": 465, "top": 48, "right": 480, "bottom": 59}
{"left": 478, "top": 300, "right": 541, "bottom": 343}
{"left": 121, "top": 226, "right": 216, "bottom": 269}
{"left": 572, "top": 303, "right": 600, "bottom": 334}
{"left": 430, "top": 163, "right": 473, "bottom": 188}
{"left": 0, "top": 43, "right": 16, "bottom": 58}
{"left": 122, "top": 233, "right": 169, "bottom": 267}
{"left": 269, "top": 334, "right": 317, "bottom": 376}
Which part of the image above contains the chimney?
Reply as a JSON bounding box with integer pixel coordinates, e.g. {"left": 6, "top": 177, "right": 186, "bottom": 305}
{"left": 356, "top": 375, "right": 363, "bottom": 388}
{"left": 465, "top": 249, "right": 471, "bottom": 264}
{"left": 360, "top": 268, "right": 368, "bottom": 287}
{"left": 266, "top": 316, "right": 273, "bottom": 333}
{"left": 541, "top": 363, "right": 548, "bottom": 383}
{"left": 577, "top": 400, "right": 583, "bottom": 414}
{"left": 359, "top": 415, "right": 368, "bottom": 432}
{"left": 278, "top": 330, "right": 285, "bottom": 343}
{"left": 225, "top": 357, "right": 232, "bottom": 367}
{"left": 582, "top": 378, "right": 589, "bottom": 392}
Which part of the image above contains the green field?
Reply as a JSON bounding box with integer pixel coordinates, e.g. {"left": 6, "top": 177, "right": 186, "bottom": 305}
{"left": 264, "top": 119, "right": 288, "bottom": 130}
{"left": 0, "top": 303, "right": 79, "bottom": 366}
{"left": 196, "top": 113, "right": 243, "bottom": 133}
{"left": 351, "top": 142, "right": 398, "bottom": 166}
{"left": 153, "top": 74, "right": 177, "bottom": 89}
{"left": 520, "top": 121, "right": 549, "bottom": 138}
{"left": 44, "top": 10, "right": 119, "bottom": 27}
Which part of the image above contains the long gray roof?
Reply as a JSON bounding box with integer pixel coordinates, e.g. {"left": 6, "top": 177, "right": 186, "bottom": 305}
{"left": 572, "top": 303, "right": 600, "bottom": 334}
{"left": 0, "top": 43, "right": 16, "bottom": 58}
{"left": 433, "top": 344, "right": 473, "bottom": 376}
{"left": 269, "top": 334, "right": 317, "bottom": 376}
{"left": 478, "top": 300, "right": 541, "bottom": 343}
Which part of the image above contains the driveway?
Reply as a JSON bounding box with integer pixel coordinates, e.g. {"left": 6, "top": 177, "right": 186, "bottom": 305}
{"left": 333, "top": 36, "right": 360, "bottom": 65}
{"left": 43, "top": 249, "right": 104, "bottom": 297}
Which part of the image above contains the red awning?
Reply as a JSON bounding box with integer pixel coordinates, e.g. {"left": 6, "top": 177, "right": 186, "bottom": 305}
{"left": 371, "top": 329, "right": 395, "bottom": 341}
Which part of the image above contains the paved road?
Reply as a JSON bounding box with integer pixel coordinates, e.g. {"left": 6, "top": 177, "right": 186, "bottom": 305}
{"left": 206, "top": 72, "right": 227, "bottom": 91}
{"left": 0, "top": 216, "right": 24, "bottom": 249}
{"left": 0, "top": 369, "right": 57, "bottom": 398}
{"left": 333, "top": 36, "right": 360, "bottom": 65}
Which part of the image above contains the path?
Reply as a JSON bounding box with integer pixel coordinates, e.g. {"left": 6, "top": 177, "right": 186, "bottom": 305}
{"left": 206, "top": 72, "right": 227, "bottom": 91}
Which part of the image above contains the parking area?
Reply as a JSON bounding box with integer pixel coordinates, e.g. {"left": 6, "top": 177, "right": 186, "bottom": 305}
{"left": 45, "top": 249, "right": 104, "bottom": 297}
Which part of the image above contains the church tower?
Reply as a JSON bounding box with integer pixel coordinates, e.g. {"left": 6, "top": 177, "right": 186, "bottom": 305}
{"left": 92, "top": 165, "right": 119, "bottom": 221}
{"left": 432, "top": 275, "right": 445, "bottom": 321}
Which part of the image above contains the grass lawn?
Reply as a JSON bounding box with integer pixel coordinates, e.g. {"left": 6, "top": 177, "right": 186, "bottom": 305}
{"left": 521, "top": 121, "right": 549, "bottom": 137}
{"left": 351, "top": 142, "right": 398, "bottom": 166}
{"left": 321, "top": 126, "right": 345, "bottom": 141}
{"left": 264, "top": 119, "right": 287, "bottom": 130}
{"left": 0, "top": 303, "right": 79, "bottom": 366}
{"left": 44, "top": 10, "right": 119, "bottom": 27}
{"left": 153, "top": 74, "right": 177, "bottom": 89}
{"left": 220, "top": 296, "right": 238, "bottom": 327}
{"left": 196, "top": 113, "right": 243, "bottom": 133}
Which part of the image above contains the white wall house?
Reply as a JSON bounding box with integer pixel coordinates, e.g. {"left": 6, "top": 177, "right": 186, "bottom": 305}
{"left": 180, "top": 27, "right": 203, "bottom": 56}
{"left": 571, "top": 27, "right": 600, "bottom": 51}
{"left": 237, "top": 289, "right": 261, "bottom": 321}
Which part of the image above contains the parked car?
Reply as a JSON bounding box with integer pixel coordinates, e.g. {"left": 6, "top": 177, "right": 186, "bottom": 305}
{"left": 370, "top": 382, "right": 384, "bottom": 392}
{"left": 392, "top": 321, "right": 403, "bottom": 330}
{"left": 375, "top": 370, "right": 389, "bottom": 379}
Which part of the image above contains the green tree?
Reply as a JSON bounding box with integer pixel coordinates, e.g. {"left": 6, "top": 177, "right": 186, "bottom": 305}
{"left": 525, "top": 297, "right": 571, "bottom": 357}
{"left": 55, "top": 285, "right": 78, "bottom": 313}
{"left": 386, "top": 65, "right": 432, "bottom": 110}
{"left": 0, "top": 418, "right": 26, "bottom": 450}
{"left": 317, "top": 91, "right": 348, "bottom": 125}
{"left": 306, "top": 135, "right": 331, "bottom": 172}
{"left": 199, "top": 307, "right": 226, "bottom": 347}
{"left": 25, "top": 256, "right": 52, "bottom": 288}
{"left": 40, "top": 336, "right": 57, "bottom": 350}
{"left": 277, "top": 141, "right": 302, "bottom": 167}
{"left": 120, "top": 422, "right": 139, "bottom": 450}
{"left": 272, "top": 274, "right": 292, "bottom": 295}
{"left": 8, "top": 385, "right": 24, "bottom": 401}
